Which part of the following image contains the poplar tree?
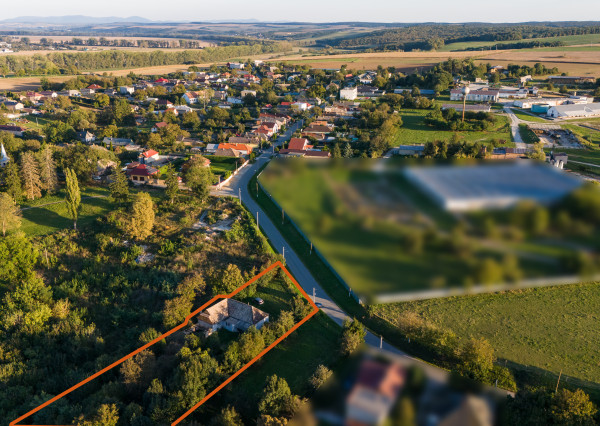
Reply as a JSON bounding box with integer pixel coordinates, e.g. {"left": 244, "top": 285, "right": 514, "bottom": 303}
{"left": 129, "top": 192, "right": 154, "bottom": 240}
{"left": 38, "top": 144, "right": 59, "bottom": 194}
{"left": 65, "top": 168, "right": 81, "bottom": 230}
{"left": 109, "top": 165, "right": 129, "bottom": 204}
{"left": 0, "top": 192, "right": 21, "bottom": 236}
{"left": 20, "top": 151, "right": 42, "bottom": 200}
{"left": 164, "top": 164, "right": 179, "bottom": 204}
{"left": 3, "top": 161, "right": 22, "bottom": 201}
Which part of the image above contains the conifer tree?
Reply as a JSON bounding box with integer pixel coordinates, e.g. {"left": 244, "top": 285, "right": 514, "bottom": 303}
{"left": 3, "top": 161, "right": 22, "bottom": 201}
{"left": 38, "top": 144, "right": 59, "bottom": 193}
{"left": 20, "top": 151, "right": 42, "bottom": 200}
{"left": 109, "top": 165, "right": 129, "bottom": 204}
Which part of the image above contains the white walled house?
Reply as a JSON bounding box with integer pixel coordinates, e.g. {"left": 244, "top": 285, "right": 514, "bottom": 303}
{"left": 196, "top": 299, "right": 269, "bottom": 336}
{"left": 340, "top": 87, "right": 358, "bottom": 100}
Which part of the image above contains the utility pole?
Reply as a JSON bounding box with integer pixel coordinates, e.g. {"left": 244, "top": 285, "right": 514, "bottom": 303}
{"left": 380, "top": 335, "right": 383, "bottom": 349}
{"left": 238, "top": 187, "right": 241, "bottom": 200}
{"left": 282, "top": 246, "right": 285, "bottom": 258}
{"left": 555, "top": 369, "right": 563, "bottom": 393}
{"left": 313, "top": 287, "right": 316, "bottom": 304}
{"left": 256, "top": 211, "right": 259, "bottom": 229}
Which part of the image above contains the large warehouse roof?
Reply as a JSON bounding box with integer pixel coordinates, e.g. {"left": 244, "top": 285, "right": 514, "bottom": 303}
{"left": 404, "top": 162, "right": 582, "bottom": 211}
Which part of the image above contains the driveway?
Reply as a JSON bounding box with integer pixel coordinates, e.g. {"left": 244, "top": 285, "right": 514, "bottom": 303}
{"left": 503, "top": 106, "right": 527, "bottom": 149}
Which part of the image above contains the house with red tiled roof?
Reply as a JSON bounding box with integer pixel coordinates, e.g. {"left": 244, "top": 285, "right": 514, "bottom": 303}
{"left": 288, "top": 138, "right": 312, "bottom": 151}
{"left": 126, "top": 163, "right": 159, "bottom": 183}
{"left": 152, "top": 121, "right": 169, "bottom": 132}
{"left": 139, "top": 149, "right": 160, "bottom": 164}
{"left": 217, "top": 143, "right": 252, "bottom": 156}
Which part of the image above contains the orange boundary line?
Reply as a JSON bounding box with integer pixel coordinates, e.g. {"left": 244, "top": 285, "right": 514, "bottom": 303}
{"left": 11, "top": 261, "right": 319, "bottom": 426}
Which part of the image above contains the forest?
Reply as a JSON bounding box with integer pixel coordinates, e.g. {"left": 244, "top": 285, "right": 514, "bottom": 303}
{"left": 0, "top": 41, "right": 293, "bottom": 75}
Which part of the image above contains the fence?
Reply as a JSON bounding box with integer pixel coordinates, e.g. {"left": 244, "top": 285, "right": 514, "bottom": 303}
{"left": 256, "top": 177, "right": 363, "bottom": 304}
{"left": 214, "top": 159, "right": 249, "bottom": 189}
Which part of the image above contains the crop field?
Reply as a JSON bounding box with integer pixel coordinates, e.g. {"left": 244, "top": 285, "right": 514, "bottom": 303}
{"left": 474, "top": 49, "right": 600, "bottom": 77}
{"left": 395, "top": 108, "right": 513, "bottom": 145}
{"left": 441, "top": 33, "right": 600, "bottom": 51}
{"left": 279, "top": 50, "right": 486, "bottom": 71}
{"left": 372, "top": 282, "right": 600, "bottom": 385}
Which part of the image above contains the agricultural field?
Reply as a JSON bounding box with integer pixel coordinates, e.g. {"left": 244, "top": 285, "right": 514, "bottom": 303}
{"left": 395, "top": 108, "right": 513, "bottom": 145}
{"left": 440, "top": 33, "right": 600, "bottom": 51}
{"left": 371, "top": 282, "right": 600, "bottom": 385}
{"left": 279, "top": 50, "right": 486, "bottom": 71}
{"left": 474, "top": 49, "right": 600, "bottom": 77}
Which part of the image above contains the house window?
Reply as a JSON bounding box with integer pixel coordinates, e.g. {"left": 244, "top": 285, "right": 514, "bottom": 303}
{"left": 133, "top": 176, "right": 138, "bottom": 181}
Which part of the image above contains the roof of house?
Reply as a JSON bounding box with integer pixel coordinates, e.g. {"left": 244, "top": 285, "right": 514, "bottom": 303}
{"left": 126, "top": 164, "right": 159, "bottom": 177}
{"left": 214, "top": 148, "right": 241, "bottom": 157}
{"left": 217, "top": 143, "right": 252, "bottom": 154}
{"left": 141, "top": 149, "right": 159, "bottom": 158}
{"left": 0, "top": 125, "right": 25, "bottom": 132}
{"left": 198, "top": 299, "right": 269, "bottom": 328}
{"left": 153, "top": 121, "right": 168, "bottom": 129}
{"left": 288, "top": 138, "right": 310, "bottom": 150}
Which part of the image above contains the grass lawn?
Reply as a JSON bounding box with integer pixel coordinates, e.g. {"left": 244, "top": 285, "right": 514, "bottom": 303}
{"left": 511, "top": 109, "right": 548, "bottom": 123}
{"left": 395, "top": 109, "right": 513, "bottom": 146}
{"left": 21, "top": 193, "right": 112, "bottom": 237}
{"left": 216, "top": 275, "right": 344, "bottom": 418}
{"left": 372, "top": 282, "right": 600, "bottom": 386}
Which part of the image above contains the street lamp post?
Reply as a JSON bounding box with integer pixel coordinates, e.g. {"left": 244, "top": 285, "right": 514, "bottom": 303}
{"left": 462, "top": 86, "right": 471, "bottom": 123}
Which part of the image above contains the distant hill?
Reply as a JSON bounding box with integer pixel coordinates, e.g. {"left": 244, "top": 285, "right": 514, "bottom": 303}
{"left": 0, "top": 15, "right": 152, "bottom": 24}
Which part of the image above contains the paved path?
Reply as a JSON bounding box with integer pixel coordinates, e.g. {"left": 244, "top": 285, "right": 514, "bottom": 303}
{"left": 503, "top": 106, "right": 527, "bottom": 149}
{"left": 569, "top": 159, "right": 600, "bottom": 168}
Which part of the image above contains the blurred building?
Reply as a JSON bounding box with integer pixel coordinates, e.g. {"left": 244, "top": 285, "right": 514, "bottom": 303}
{"left": 404, "top": 162, "right": 582, "bottom": 211}
{"left": 345, "top": 359, "right": 405, "bottom": 425}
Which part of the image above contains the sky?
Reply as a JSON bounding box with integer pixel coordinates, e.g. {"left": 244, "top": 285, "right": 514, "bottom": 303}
{"left": 1, "top": 0, "right": 600, "bottom": 23}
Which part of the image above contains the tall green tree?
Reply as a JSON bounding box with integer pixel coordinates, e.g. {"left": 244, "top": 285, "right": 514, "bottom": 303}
{"left": 258, "top": 375, "right": 292, "bottom": 417}
{"left": 184, "top": 156, "right": 213, "bottom": 202}
{"left": 3, "top": 161, "right": 22, "bottom": 202}
{"left": 20, "top": 152, "right": 42, "bottom": 200}
{"left": 38, "top": 144, "right": 58, "bottom": 194}
{"left": 129, "top": 192, "right": 155, "bottom": 240}
{"left": 164, "top": 164, "right": 179, "bottom": 204}
{"left": 340, "top": 318, "right": 366, "bottom": 356}
{"left": 65, "top": 168, "right": 81, "bottom": 230}
{"left": 0, "top": 192, "right": 21, "bottom": 237}
{"left": 109, "top": 165, "right": 129, "bottom": 204}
